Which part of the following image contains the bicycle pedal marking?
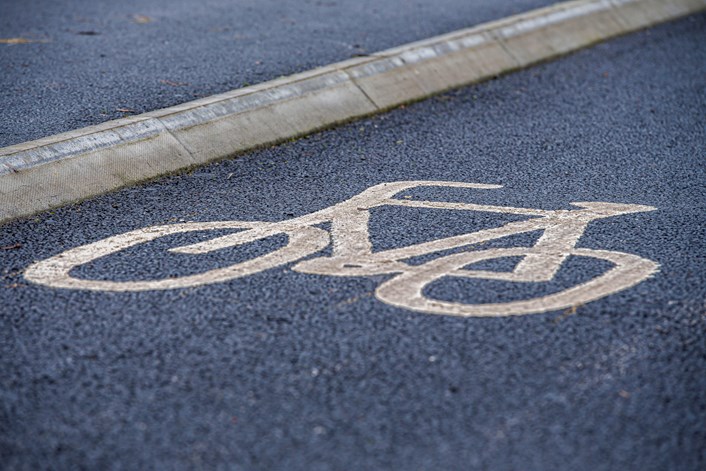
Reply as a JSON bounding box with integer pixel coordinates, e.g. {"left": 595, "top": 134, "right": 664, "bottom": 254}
{"left": 23, "top": 181, "right": 659, "bottom": 317}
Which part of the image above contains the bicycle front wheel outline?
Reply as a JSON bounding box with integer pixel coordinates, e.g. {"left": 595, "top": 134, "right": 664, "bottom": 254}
{"left": 374, "top": 247, "right": 659, "bottom": 317}
{"left": 24, "top": 221, "right": 330, "bottom": 291}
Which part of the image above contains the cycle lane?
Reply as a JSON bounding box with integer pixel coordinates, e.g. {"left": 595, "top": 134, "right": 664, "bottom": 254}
{"left": 1, "top": 13, "right": 705, "bottom": 470}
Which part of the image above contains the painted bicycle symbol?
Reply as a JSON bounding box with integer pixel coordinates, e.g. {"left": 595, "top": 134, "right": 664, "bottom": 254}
{"left": 25, "top": 181, "right": 659, "bottom": 317}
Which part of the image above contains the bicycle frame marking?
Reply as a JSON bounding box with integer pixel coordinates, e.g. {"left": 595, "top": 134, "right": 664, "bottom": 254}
{"left": 24, "top": 181, "right": 659, "bottom": 317}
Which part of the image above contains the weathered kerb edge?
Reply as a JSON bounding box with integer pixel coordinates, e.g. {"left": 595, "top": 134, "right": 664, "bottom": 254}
{"left": 1, "top": 0, "right": 704, "bottom": 224}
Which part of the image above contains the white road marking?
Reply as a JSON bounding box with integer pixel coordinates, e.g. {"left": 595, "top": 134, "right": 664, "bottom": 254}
{"left": 24, "top": 181, "right": 659, "bottom": 317}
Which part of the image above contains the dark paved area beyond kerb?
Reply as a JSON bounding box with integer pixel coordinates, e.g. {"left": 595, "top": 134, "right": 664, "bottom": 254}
{"left": 1, "top": 13, "right": 705, "bottom": 471}
{"left": 0, "top": 0, "right": 554, "bottom": 147}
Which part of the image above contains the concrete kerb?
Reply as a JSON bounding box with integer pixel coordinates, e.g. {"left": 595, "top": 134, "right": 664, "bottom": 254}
{"left": 1, "top": 0, "right": 704, "bottom": 225}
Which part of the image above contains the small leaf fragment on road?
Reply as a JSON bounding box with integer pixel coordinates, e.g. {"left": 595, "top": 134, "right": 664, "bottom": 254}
{"left": 0, "top": 38, "right": 46, "bottom": 44}
{"left": 132, "top": 14, "right": 152, "bottom": 24}
{"left": 0, "top": 243, "right": 22, "bottom": 250}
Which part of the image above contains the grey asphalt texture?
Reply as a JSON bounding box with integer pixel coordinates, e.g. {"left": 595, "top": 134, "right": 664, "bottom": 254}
{"left": 2, "top": 13, "right": 706, "bottom": 471}
{"left": 0, "top": 0, "right": 555, "bottom": 148}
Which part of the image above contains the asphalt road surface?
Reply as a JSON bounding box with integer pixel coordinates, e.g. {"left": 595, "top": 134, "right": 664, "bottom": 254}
{"left": 2, "top": 13, "right": 705, "bottom": 470}
{"left": 0, "top": 0, "right": 554, "bottom": 147}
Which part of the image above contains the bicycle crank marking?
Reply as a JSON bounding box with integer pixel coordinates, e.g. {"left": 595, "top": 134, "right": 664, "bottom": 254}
{"left": 24, "top": 181, "right": 659, "bottom": 317}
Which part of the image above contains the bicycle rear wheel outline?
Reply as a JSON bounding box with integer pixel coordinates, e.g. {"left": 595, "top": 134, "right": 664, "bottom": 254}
{"left": 24, "top": 221, "right": 330, "bottom": 291}
{"left": 375, "top": 247, "right": 659, "bottom": 317}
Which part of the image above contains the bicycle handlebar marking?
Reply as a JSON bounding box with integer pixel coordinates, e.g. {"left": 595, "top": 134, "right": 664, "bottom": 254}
{"left": 24, "top": 181, "right": 659, "bottom": 317}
